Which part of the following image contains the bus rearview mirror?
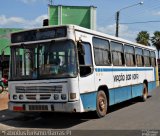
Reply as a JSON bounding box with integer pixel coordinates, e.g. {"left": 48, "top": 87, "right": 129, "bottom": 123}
{"left": 77, "top": 42, "right": 85, "bottom": 55}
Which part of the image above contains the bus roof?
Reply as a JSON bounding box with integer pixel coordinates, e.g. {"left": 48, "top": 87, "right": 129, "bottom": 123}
{"left": 71, "top": 25, "right": 156, "bottom": 51}
{"left": 11, "top": 24, "right": 156, "bottom": 51}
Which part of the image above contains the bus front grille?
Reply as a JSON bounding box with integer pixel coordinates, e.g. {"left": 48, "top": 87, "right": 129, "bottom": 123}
{"left": 16, "top": 86, "right": 62, "bottom": 93}
{"left": 26, "top": 94, "right": 36, "bottom": 100}
{"left": 29, "top": 105, "right": 48, "bottom": 111}
{"left": 26, "top": 94, "right": 51, "bottom": 100}
{"left": 40, "top": 94, "right": 51, "bottom": 100}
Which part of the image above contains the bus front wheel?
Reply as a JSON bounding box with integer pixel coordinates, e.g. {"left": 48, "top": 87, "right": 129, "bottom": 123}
{"left": 141, "top": 83, "right": 148, "bottom": 102}
{"left": 96, "top": 90, "right": 107, "bottom": 118}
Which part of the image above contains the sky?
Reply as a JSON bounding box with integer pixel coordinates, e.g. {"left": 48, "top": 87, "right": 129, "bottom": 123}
{"left": 0, "top": 0, "right": 160, "bottom": 42}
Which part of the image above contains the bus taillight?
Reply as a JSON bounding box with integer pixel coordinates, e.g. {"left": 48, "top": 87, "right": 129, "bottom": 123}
{"left": 13, "top": 106, "right": 24, "bottom": 111}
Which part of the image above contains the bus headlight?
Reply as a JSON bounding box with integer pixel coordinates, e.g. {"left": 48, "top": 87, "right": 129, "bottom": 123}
{"left": 19, "top": 95, "right": 24, "bottom": 100}
{"left": 54, "top": 94, "right": 59, "bottom": 100}
{"left": 13, "top": 95, "right": 17, "bottom": 100}
{"left": 70, "top": 93, "right": 76, "bottom": 100}
{"left": 61, "top": 94, "right": 67, "bottom": 100}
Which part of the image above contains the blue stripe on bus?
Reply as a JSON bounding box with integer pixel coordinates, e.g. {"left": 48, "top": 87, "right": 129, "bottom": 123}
{"left": 95, "top": 68, "right": 153, "bottom": 72}
{"left": 131, "top": 84, "right": 143, "bottom": 98}
{"left": 80, "top": 92, "right": 97, "bottom": 111}
{"left": 80, "top": 81, "right": 156, "bottom": 110}
{"left": 109, "top": 86, "right": 132, "bottom": 105}
{"left": 148, "top": 81, "right": 156, "bottom": 92}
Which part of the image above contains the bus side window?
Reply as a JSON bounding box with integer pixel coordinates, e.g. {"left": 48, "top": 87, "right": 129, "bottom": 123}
{"left": 110, "top": 41, "right": 124, "bottom": 66}
{"left": 124, "top": 45, "right": 135, "bottom": 66}
{"left": 112, "top": 51, "right": 124, "bottom": 66}
{"left": 135, "top": 47, "right": 143, "bottom": 67}
{"left": 150, "top": 51, "right": 156, "bottom": 67}
{"left": 77, "top": 42, "right": 93, "bottom": 77}
{"left": 143, "top": 49, "right": 150, "bottom": 67}
{"left": 92, "top": 37, "right": 111, "bottom": 66}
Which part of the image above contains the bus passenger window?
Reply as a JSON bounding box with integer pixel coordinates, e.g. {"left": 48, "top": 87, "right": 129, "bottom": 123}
{"left": 150, "top": 51, "right": 156, "bottom": 67}
{"left": 143, "top": 50, "right": 150, "bottom": 67}
{"left": 124, "top": 45, "right": 135, "bottom": 66}
{"left": 112, "top": 51, "right": 119, "bottom": 65}
{"left": 110, "top": 41, "right": 124, "bottom": 66}
{"left": 92, "top": 37, "right": 111, "bottom": 66}
{"left": 135, "top": 48, "right": 143, "bottom": 67}
{"left": 78, "top": 42, "right": 93, "bottom": 77}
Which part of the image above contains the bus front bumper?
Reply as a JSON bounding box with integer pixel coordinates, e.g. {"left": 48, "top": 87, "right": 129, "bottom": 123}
{"left": 8, "top": 101, "right": 82, "bottom": 113}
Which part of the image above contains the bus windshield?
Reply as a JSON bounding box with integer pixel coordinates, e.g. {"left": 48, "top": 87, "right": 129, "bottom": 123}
{"left": 10, "top": 40, "right": 77, "bottom": 80}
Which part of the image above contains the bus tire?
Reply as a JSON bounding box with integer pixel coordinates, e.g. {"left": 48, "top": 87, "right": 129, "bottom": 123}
{"left": 141, "top": 83, "right": 148, "bottom": 102}
{"left": 96, "top": 90, "right": 107, "bottom": 118}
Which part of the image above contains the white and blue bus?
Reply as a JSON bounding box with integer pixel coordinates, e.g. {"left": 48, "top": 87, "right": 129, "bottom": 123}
{"left": 8, "top": 25, "right": 158, "bottom": 117}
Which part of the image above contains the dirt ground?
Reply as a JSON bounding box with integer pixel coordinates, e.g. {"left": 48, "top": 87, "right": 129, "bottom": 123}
{"left": 0, "top": 91, "right": 8, "bottom": 111}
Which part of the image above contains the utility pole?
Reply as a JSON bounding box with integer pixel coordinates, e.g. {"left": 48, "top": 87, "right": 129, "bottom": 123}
{"left": 115, "top": 11, "right": 120, "bottom": 37}
{"left": 49, "top": 0, "right": 53, "bottom": 5}
{"left": 115, "top": 1, "right": 143, "bottom": 37}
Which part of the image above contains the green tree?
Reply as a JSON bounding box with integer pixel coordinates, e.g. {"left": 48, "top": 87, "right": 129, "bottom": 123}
{"left": 136, "top": 31, "right": 150, "bottom": 46}
{"left": 151, "top": 31, "right": 160, "bottom": 58}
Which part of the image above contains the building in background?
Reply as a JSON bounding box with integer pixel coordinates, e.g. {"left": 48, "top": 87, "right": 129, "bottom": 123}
{"left": 48, "top": 5, "right": 97, "bottom": 30}
{"left": 0, "top": 28, "right": 22, "bottom": 79}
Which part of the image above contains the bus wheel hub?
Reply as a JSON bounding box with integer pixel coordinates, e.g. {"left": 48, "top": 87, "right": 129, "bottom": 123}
{"left": 99, "top": 99, "right": 105, "bottom": 110}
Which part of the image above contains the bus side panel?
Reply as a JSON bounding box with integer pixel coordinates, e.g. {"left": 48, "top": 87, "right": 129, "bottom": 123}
{"left": 80, "top": 92, "right": 97, "bottom": 111}
{"left": 132, "top": 84, "right": 143, "bottom": 98}
{"left": 148, "top": 81, "right": 156, "bottom": 92}
{"left": 109, "top": 89, "right": 115, "bottom": 106}
{"left": 111, "top": 86, "right": 132, "bottom": 104}
{"left": 148, "top": 68, "right": 157, "bottom": 92}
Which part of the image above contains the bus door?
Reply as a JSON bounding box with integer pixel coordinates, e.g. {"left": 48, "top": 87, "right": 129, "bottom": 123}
{"left": 77, "top": 42, "right": 96, "bottom": 110}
